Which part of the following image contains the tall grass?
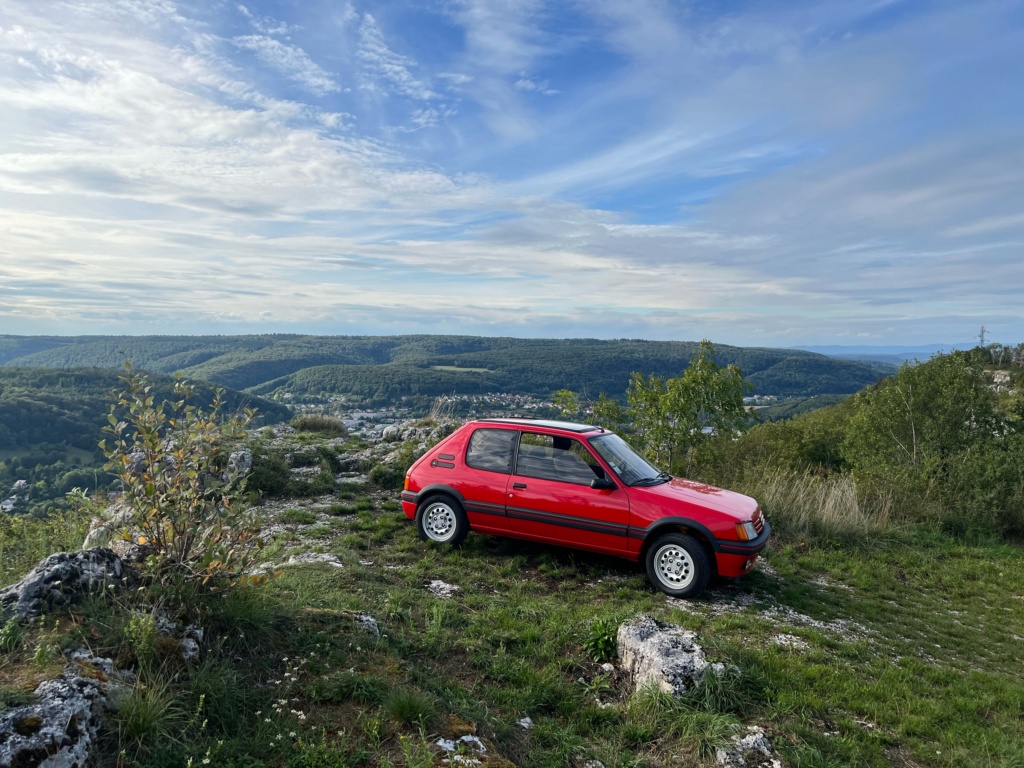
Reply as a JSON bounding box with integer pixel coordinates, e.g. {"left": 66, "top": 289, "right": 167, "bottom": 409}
{"left": 737, "top": 467, "right": 895, "bottom": 542}
{"left": 0, "top": 506, "right": 92, "bottom": 586}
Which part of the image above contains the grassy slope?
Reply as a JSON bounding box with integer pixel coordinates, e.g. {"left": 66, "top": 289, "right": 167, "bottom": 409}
{"left": 2, "top": 485, "right": 1022, "bottom": 767}
{"left": 256, "top": 506, "right": 1024, "bottom": 768}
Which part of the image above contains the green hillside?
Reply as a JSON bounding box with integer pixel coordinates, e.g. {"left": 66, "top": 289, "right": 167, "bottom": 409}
{"left": 1, "top": 334, "right": 892, "bottom": 400}
{"left": 0, "top": 367, "right": 290, "bottom": 453}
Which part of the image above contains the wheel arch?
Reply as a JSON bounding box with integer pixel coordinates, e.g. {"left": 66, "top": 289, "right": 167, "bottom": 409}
{"left": 639, "top": 519, "right": 719, "bottom": 576}
{"left": 414, "top": 484, "right": 466, "bottom": 508}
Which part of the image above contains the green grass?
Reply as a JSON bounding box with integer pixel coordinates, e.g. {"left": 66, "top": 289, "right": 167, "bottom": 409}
{"left": 2, "top": 488, "right": 1023, "bottom": 767}
{"left": 0, "top": 506, "right": 92, "bottom": 586}
{"left": 280, "top": 508, "right": 320, "bottom": 525}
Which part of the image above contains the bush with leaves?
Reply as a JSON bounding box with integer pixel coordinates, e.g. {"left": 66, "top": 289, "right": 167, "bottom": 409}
{"left": 627, "top": 340, "right": 750, "bottom": 473}
{"left": 102, "top": 367, "right": 264, "bottom": 585}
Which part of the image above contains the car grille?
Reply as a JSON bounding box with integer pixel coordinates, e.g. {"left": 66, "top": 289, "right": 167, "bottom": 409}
{"left": 752, "top": 507, "right": 764, "bottom": 534}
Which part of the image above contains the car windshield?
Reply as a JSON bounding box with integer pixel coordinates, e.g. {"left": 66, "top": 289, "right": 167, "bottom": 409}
{"left": 588, "top": 433, "right": 668, "bottom": 487}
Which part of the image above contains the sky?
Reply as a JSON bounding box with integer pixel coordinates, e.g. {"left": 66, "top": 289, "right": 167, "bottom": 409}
{"left": 0, "top": 0, "right": 1022, "bottom": 346}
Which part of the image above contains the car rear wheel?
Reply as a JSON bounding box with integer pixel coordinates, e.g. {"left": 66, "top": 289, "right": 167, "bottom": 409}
{"left": 416, "top": 495, "right": 469, "bottom": 546}
{"left": 645, "top": 533, "right": 711, "bottom": 598}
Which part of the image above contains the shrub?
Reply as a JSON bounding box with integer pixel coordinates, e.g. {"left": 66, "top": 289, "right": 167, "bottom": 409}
{"left": 101, "top": 367, "right": 262, "bottom": 585}
{"left": 369, "top": 463, "right": 405, "bottom": 490}
{"left": 248, "top": 451, "right": 292, "bottom": 497}
{"left": 291, "top": 414, "right": 347, "bottom": 436}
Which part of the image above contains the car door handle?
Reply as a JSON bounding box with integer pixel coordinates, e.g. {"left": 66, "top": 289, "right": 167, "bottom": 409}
{"left": 512, "top": 482, "right": 527, "bottom": 489}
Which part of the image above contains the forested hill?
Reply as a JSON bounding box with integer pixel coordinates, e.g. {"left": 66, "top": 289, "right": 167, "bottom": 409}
{"left": 0, "top": 335, "right": 892, "bottom": 400}
{"left": 0, "top": 367, "right": 290, "bottom": 453}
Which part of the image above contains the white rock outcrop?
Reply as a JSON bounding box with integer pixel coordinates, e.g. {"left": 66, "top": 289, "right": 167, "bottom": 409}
{"left": 617, "top": 614, "right": 725, "bottom": 695}
{"left": 0, "top": 549, "right": 125, "bottom": 622}
{"left": 716, "top": 725, "right": 782, "bottom": 767}
{"left": 0, "top": 669, "right": 107, "bottom": 768}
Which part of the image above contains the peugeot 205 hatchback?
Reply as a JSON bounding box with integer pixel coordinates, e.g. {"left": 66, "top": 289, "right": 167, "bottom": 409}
{"left": 401, "top": 418, "right": 769, "bottom": 598}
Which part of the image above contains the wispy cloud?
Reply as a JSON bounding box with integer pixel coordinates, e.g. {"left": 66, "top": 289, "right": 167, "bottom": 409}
{"left": 236, "top": 4, "right": 297, "bottom": 36}
{"left": 514, "top": 75, "right": 558, "bottom": 95}
{"left": 0, "top": 0, "right": 1021, "bottom": 345}
{"left": 357, "top": 14, "right": 438, "bottom": 101}
{"left": 233, "top": 34, "right": 339, "bottom": 96}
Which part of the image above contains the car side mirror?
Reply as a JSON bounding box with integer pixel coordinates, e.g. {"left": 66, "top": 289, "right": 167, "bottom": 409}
{"left": 591, "top": 477, "right": 616, "bottom": 491}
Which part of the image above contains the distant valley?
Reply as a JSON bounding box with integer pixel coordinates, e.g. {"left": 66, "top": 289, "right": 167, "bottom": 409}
{"left": 1, "top": 334, "right": 893, "bottom": 405}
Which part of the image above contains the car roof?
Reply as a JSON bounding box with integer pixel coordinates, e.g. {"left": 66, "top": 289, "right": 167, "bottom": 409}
{"left": 475, "top": 418, "right": 603, "bottom": 434}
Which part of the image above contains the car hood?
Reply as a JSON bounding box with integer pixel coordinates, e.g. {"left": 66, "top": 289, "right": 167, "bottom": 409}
{"left": 632, "top": 477, "right": 759, "bottom": 521}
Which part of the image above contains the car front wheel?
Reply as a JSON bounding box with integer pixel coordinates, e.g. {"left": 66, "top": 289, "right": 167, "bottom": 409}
{"left": 645, "top": 533, "right": 711, "bottom": 598}
{"left": 416, "top": 495, "right": 469, "bottom": 546}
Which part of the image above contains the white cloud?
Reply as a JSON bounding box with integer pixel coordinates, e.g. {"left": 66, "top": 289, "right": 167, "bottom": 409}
{"left": 236, "top": 4, "right": 297, "bottom": 36}
{"left": 234, "top": 35, "right": 339, "bottom": 96}
{"left": 446, "top": 0, "right": 546, "bottom": 75}
{"left": 358, "top": 14, "right": 438, "bottom": 101}
{"left": 0, "top": 0, "right": 1021, "bottom": 344}
{"left": 514, "top": 76, "right": 558, "bottom": 95}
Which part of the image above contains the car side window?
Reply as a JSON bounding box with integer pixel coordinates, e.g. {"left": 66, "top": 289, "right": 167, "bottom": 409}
{"left": 465, "top": 428, "right": 516, "bottom": 473}
{"left": 515, "top": 432, "right": 606, "bottom": 485}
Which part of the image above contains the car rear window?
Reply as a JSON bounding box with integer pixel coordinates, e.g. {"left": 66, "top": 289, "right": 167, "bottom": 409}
{"left": 465, "top": 428, "right": 516, "bottom": 473}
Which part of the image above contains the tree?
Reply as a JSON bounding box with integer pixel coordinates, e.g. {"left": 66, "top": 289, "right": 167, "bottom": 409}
{"left": 843, "top": 352, "right": 999, "bottom": 492}
{"left": 627, "top": 340, "right": 750, "bottom": 470}
{"left": 102, "top": 367, "right": 263, "bottom": 585}
{"left": 552, "top": 389, "right": 582, "bottom": 420}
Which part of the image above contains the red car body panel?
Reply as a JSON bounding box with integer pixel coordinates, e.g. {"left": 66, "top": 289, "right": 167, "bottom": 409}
{"left": 507, "top": 474, "right": 631, "bottom": 556}
{"left": 401, "top": 419, "right": 769, "bottom": 580}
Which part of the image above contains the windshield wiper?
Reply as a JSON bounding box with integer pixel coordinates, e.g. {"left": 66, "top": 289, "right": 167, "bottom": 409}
{"left": 630, "top": 473, "right": 671, "bottom": 487}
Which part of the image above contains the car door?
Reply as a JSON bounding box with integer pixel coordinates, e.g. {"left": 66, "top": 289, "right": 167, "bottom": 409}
{"left": 506, "top": 431, "right": 630, "bottom": 554}
{"left": 458, "top": 426, "right": 515, "bottom": 532}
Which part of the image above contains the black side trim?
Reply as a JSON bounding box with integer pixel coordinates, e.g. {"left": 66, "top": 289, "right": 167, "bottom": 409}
{"left": 438, "top": 453, "right": 456, "bottom": 461}
{"left": 464, "top": 501, "right": 505, "bottom": 517}
{"left": 506, "top": 506, "right": 629, "bottom": 537}
{"left": 400, "top": 491, "right": 418, "bottom": 504}
{"left": 632, "top": 517, "right": 772, "bottom": 555}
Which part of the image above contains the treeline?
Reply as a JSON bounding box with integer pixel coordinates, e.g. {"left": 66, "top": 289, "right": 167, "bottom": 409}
{"left": 692, "top": 349, "right": 1024, "bottom": 538}
{"left": 1, "top": 334, "right": 892, "bottom": 398}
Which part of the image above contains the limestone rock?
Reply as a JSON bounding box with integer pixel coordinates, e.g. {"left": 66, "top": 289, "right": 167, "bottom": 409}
{"left": 353, "top": 611, "right": 380, "bottom": 639}
{"left": 427, "top": 580, "right": 460, "bottom": 599}
{"left": 82, "top": 502, "right": 154, "bottom": 565}
{"left": 1, "top": 549, "right": 125, "bottom": 623}
{"left": 716, "top": 725, "right": 782, "bottom": 767}
{"left": 0, "top": 671, "right": 106, "bottom": 768}
{"left": 616, "top": 614, "right": 725, "bottom": 695}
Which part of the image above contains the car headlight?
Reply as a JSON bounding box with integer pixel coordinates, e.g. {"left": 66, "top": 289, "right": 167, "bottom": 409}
{"left": 735, "top": 521, "right": 758, "bottom": 541}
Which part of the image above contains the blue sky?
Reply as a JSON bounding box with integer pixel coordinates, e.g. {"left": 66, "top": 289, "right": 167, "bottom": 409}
{"left": 0, "top": 0, "right": 1022, "bottom": 346}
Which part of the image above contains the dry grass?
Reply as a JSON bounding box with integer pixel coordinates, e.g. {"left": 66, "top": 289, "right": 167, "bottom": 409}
{"left": 739, "top": 468, "right": 895, "bottom": 542}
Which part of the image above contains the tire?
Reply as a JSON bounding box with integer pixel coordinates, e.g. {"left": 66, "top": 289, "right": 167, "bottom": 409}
{"left": 415, "top": 494, "right": 469, "bottom": 546}
{"left": 644, "top": 533, "right": 711, "bottom": 598}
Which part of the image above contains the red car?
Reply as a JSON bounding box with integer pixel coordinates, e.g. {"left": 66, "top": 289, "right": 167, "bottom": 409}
{"left": 401, "top": 418, "right": 769, "bottom": 598}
